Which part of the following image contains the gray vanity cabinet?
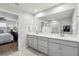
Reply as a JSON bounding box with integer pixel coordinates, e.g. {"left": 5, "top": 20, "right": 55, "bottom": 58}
{"left": 49, "top": 42, "right": 61, "bottom": 56}
{"left": 27, "top": 35, "right": 38, "bottom": 49}
{"left": 27, "top": 35, "right": 79, "bottom": 56}
{"left": 61, "top": 45, "right": 78, "bottom": 56}
{"left": 27, "top": 35, "right": 33, "bottom": 47}
{"left": 32, "top": 38, "right": 38, "bottom": 49}
{"left": 27, "top": 35, "right": 48, "bottom": 54}
{"left": 49, "top": 39, "right": 79, "bottom": 56}
{"left": 38, "top": 36, "right": 48, "bottom": 54}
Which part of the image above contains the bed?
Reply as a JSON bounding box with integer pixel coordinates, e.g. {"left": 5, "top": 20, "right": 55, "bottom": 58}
{"left": 0, "top": 33, "right": 14, "bottom": 44}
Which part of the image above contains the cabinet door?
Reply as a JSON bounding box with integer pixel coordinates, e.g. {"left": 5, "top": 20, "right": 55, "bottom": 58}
{"left": 32, "top": 39, "right": 38, "bottom": 49}
{"left": 27, "top": 35, "right": 38, "bottom": 49}
{"left": 38, "top": 40, "right": 48, "bottom": 47}
{"left": 38, "top": 45, "right": 48, "bottom": 54}
{"left": 61, "top": 45, "right": 78, "bottom": 56}
{"left": 28, "top": 37, "right": 33, "bottom": 47}
{"left": 38, "top": 37, "right": 48, "bottom": 54}
{"left": 49, "top": 43, "right": 61, "bottom": 56}
{"left": 38, "top": 36, "right": 48, "bottom": 41}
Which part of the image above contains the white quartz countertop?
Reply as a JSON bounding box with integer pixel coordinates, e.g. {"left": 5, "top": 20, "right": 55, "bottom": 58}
{"left": 27, "top": 33, "right": 79, "bottom": 43}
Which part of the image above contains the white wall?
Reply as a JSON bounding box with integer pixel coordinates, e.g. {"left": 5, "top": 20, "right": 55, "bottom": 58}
{"left": 76, "top": 4, "right": 79, "bottom": 36}
{"left": 72, "top": 8, "right": 77, "bottom": 35}
{"left": 18, "top": 13, "right": 33, "bottom": 50}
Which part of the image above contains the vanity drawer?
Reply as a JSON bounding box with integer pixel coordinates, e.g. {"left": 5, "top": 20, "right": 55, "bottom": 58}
{"left": 38, "top": 45, "right": 48, "bottom": 54}
{"left": 49, "top": 39, "right": 78, "bottom": 47}
{"left": 27, "top": 35, "right": 37, "bottom": 39}
{"left": 27, "top": 35, "right": 33, "bottom": 38}
{"left": 38, "top": 36, "right": 48, "bottom": 41}
{"left": 38, "top": 40, "right": 48, "bottom": 47}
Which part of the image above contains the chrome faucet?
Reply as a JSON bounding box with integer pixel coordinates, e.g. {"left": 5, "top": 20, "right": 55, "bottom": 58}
{"left": 60, "top": 30, "right": 64, "bottom": 37}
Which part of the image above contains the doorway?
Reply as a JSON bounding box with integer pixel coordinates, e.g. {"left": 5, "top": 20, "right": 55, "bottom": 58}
{"left": 0, "top": 11, "right": 18, "bottom": 56}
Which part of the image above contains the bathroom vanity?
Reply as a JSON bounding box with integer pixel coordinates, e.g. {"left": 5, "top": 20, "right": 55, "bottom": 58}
{"left": 27, "top": 33, "right": 79, "bottom": 56}
{"left": 27, "top": 4, "right": 79, "bottom": 56}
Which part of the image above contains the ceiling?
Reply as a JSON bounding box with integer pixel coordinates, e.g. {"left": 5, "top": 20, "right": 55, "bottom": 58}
{"left": 0, "top": 11, "right": 18, "bottom": 22}
{"left": 39, "top": 9, "right": 74, "bottom": 21}
{"left": 11, "top": 3, "right": 61, "bottom": 14}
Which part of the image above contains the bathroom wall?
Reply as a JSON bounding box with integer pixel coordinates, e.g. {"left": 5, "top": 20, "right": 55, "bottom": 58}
{"left": 18, "top": 13, "right": 33, "bottom": 50}
{"left": 76, "top": 4, "right": 79, "bottom": 35}
{"left": 72, "top": 8, "right": 77, "bottom": 35}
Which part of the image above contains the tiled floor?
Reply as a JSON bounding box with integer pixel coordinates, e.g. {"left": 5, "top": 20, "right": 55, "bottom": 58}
{"left": 9, "top": 48, "right": 46, "bottom": 56}
{"left": 9, "top": 48, "right": 36, "bottom": 56}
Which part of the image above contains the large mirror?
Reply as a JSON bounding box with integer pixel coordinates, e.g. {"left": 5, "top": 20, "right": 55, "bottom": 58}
{"left": 38, "top": 8, "right": 76, "bottom": 35}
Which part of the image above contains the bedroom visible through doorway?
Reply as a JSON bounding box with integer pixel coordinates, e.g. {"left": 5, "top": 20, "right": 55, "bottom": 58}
{"left": 0, "top": 11, "right": 18, "bottom": 56}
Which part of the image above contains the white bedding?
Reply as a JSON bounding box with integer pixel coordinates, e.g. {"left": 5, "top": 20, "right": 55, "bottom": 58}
{"left": 0, "top": 33, "right": 14, "bottom": 44}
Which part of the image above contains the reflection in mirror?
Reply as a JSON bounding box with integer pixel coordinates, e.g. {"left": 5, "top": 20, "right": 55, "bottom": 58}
{"left": 49, "top": 20, "right": 60, "bottom": 33}
{"left": 38, "top": 8, "right": 75, "bottom": 34}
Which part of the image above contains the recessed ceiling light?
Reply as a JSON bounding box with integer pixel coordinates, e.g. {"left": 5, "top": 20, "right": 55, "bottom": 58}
{"left": 34, "top": 10, "right": 38, "bottom": 12}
